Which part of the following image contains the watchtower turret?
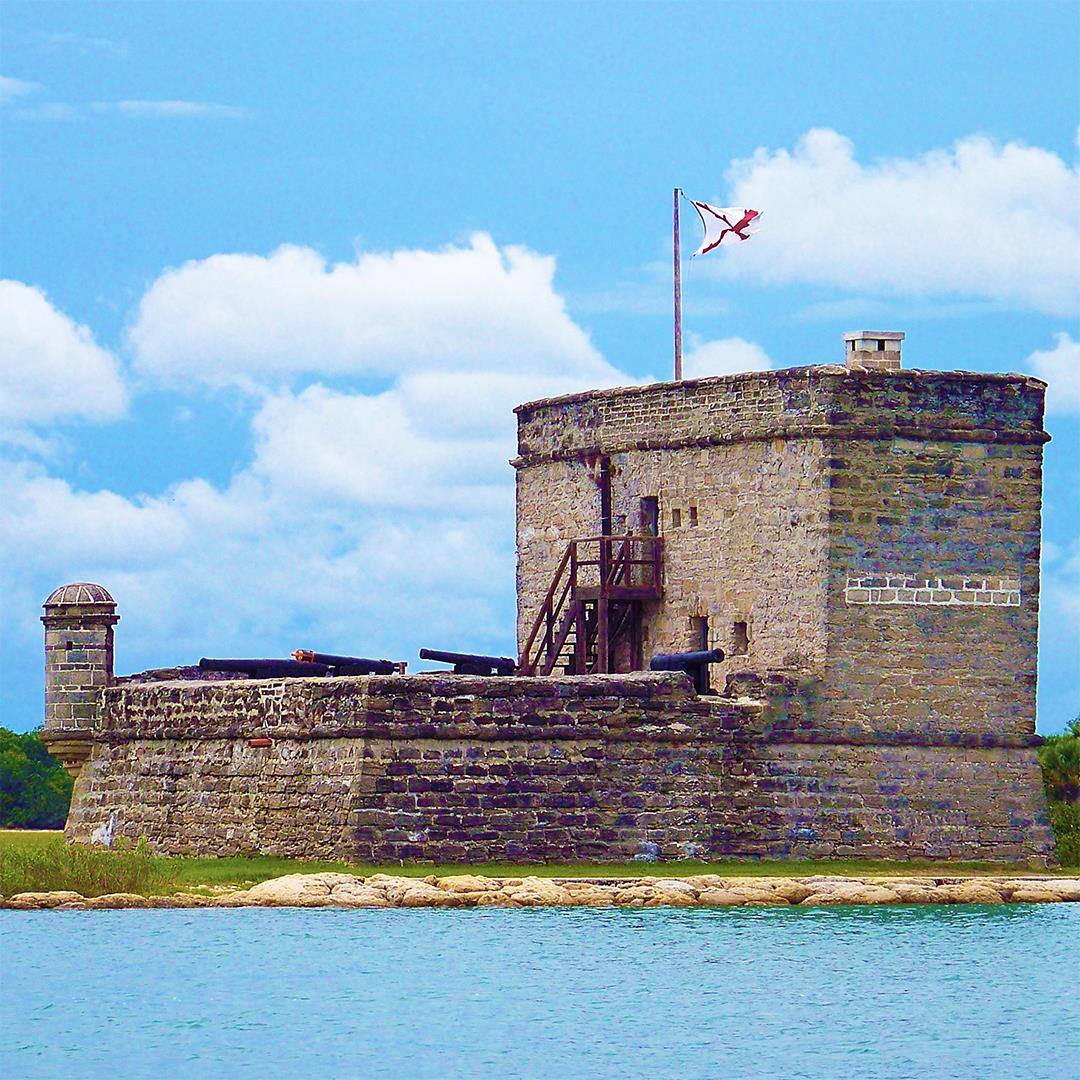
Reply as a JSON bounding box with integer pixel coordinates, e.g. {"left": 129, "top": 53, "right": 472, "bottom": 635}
{"left": 41, "top": 582, "right": 117, "bottom": 777}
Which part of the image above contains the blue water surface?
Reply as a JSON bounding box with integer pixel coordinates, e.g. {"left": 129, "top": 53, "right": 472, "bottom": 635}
{"left": 2, "top": 904, "right": 1078, "bottom": 1080}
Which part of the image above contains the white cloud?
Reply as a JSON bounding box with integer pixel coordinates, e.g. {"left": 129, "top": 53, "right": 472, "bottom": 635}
{"left": 682, "top": 336, "right": 773, "bottom": 379}
{"left": 1026, "top": 332, "right": 1080, "bottom": 414}
{"left": 0, "top": 75, "right": 42, "bottom": 103}
{"left": 2, "top": 234, "right": 638, "bottom": 676}
{"left": 127, "top": 234, "right": 615, "bottom": 387}
{"left": 700, "top": 128, "right": 1080, "bottom": 316}
{"left": 92, "top": 99, "right": 247, "bottom": 120}
{"left": 0, "top": 281, "right": 127, "bottom": 429}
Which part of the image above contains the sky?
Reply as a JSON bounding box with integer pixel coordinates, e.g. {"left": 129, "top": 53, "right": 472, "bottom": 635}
{"left": 1, "top": 0, "right": 1078, "bottom": 734}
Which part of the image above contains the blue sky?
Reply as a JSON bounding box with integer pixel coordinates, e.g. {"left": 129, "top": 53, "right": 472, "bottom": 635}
{"left": 1, "top": 0, "right": 1078, "bottom": 733}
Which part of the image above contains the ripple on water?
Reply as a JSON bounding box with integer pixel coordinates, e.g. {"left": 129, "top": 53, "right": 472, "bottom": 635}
{"left": 2, "top": 904, "right": 1078, "bottom": 1080}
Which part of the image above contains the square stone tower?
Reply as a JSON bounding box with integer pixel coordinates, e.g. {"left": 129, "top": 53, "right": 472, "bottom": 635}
{"left": 513, "top": 336, "right": 1048, "bottom": 740}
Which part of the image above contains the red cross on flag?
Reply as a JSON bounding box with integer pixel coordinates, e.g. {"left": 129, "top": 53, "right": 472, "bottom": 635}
{"left": 688, "top": 201, "right": 762, "bottom": 256}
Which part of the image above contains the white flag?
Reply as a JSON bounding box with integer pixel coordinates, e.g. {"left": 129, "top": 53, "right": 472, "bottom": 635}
{"left": 688, "top": 201, "right": 762, "bottom": 256}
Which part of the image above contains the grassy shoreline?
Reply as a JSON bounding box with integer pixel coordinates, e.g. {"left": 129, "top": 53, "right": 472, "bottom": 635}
{"left": 3, "top": 830, "right": 1076, "bottom": 899}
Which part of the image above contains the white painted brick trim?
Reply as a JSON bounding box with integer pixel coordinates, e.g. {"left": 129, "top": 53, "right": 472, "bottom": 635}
{"left": 845, "top": 574, "right": 1021, "bottom": 607}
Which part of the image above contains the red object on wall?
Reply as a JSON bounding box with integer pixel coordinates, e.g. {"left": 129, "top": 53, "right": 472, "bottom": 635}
{"left": 247, "top": 737, "right": 272, "bottom": 748}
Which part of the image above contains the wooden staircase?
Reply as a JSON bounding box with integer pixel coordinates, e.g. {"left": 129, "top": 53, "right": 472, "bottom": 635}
{"left": 518, "top": 535, "right": 663, "bottom": 676}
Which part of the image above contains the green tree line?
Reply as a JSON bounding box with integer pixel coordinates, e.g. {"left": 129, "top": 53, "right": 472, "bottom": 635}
{"left": 0, "top": 728, "right": 74, "bottom": 829}
{"left": 1038, "top": 715, "right": 1080, "bottom": 866}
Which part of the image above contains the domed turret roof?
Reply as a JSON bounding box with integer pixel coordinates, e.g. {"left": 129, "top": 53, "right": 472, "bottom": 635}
{"left": 43, "top": 583, "right": 116, "bottom": 608}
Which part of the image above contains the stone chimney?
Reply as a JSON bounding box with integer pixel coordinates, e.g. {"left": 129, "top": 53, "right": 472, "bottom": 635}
{"left": 844, "top": 330, "right": 904, "bottom": 372}
{"left": 41, "top": 582, "right": 118, "bottom": 778}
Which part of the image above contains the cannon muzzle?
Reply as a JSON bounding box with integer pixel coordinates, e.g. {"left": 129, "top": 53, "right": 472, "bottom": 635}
{"left": 419, "top": 648, "right": 517, "bottom": 676}
{"left": 649, "top": 648, "right": 726, "bottom": 694}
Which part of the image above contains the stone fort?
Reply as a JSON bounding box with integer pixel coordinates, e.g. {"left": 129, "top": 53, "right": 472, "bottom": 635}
{"left": 42, "top": 332, "right": 1057, "bottom": 863}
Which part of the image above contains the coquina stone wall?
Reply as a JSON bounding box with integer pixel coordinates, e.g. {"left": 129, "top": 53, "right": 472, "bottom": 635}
{"left": 514, "top": 365, "right": 1049, "bottom": 739}
{"left": 64, "top": 672, "right": 1055, "bottom": 864}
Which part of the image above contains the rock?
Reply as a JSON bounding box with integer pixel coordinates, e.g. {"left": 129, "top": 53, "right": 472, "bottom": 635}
{"left": 801, "top": 884, "right": 902, "bottom": 906}
{"left": 328, "top": 879, "right": 393, "bottom": 908}
{"left": 1043, "top": 879, "right": 1080, "bottom": 901}
{"left": 399, "top": 882, "right": 460, "bottom": 908}
{"left": 476, "top": 892, "right": 519, "bottom": 907}
{"left": 938, "top": 882, "right": 1004, "bottom": 904}
{"left": 83, "top": 893, "right": 152, "bottom": 909}
{"left": 505, "top": 878, "right": 572, "bottom": 906}
{"left": 644, "top": 879, "right": 700, "bottom": 907}
{"left": 243, "top": 874, "right": 334, "bottom": 906}
{"left": 697, "top": 889, "right": 747, "bottom": 906}
{"left": 171, "top": 894, "right": 210, "bottom": 908}
{"left": 565, "top": 887, "right": 615, "bottom": 906}
{"left": 368, "top": 875, "right": 426, "bottom": 904}
{"left": 1009, "top": 887, "right": 1060, "bottom": 903}
{"left": 614, "top": 885, "right": 661, "bottom": 903}
{"left": 890, "top": 883, "right": 950, "bottom": 904}
{"left": 687, "top": 875, "right": 729, "bottom": 889}
{"left": 436, "top": 875, "right": 499, "bottom": 894}
{"left": 633, "top": 842, "right": 661, "bottom": 862}
{"left": 767, "top": 880, "right": 815, "bottom": 904}
{"left": 6, "top": 891, "right": 84, "bottom": 909}
{"left": 726, "top": 886, "right": 781, "bottom": 904}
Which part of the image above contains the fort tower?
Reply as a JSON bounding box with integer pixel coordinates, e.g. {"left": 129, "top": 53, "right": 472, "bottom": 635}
{"left": 515, "top": 333, "right": 1046, "bottom": 745}
{"left": 40, "top": 582, "right": 118, "bottom": 777}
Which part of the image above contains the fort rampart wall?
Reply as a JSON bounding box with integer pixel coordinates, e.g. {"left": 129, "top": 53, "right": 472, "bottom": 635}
{"left": 65, "top": 672, "right": 1055, "bottom": 864}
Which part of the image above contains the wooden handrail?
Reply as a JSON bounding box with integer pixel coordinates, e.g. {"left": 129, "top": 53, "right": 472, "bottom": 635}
{"left": 519, "top": 534, "right": 664, "bottom": 675}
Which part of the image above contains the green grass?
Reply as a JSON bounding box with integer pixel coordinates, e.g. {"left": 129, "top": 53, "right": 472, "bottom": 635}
{"left": 2, "top": 830, "right": 1075, "bottom": 897}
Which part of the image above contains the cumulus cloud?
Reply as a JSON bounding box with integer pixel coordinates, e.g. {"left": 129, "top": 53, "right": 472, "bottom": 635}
{"left": 127, "top": 234, "right": 615, "bottom": 387}
{"left": 0, "top": 75, "right": 42, "bottom": 103}
{"left": 0, "top": 281, "right": 127, "bottom": 430}
{"left": 699, "top": 128, "right": 1080, "bottom": 316}
{"left": 2, "top": 234, "right": 637, "bottom": 678}
{"left": 1026, "top": 332, "right": 1080, "bottom": 414}
{"left": 682, "top": 336, "right": 773, "bottom": 380}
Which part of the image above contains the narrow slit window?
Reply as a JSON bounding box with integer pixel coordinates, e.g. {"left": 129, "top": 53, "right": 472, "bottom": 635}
{"left": 639, "top": 496, "right": 659, "bottom": 536}
{"left": 690, "top": 616, "right": 709, "bottom": 652}
{"left": 672, "top": 508, "right": 682, "bottom": 528}
{"left": 689, "top": 506, "right": 698, "bottom": 526}
{"left": 732, "top": 621, "right": 749, "bottom": 656}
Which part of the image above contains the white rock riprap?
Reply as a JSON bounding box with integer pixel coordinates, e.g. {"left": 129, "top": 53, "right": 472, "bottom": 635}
{"left": 4, "top": 873, "right": 1079, "bottom": 910}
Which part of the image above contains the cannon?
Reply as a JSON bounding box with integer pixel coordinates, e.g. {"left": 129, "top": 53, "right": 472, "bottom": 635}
{"left": 649, "top": 647, "right": 726, "bottom": 694}
{"left": 292, "top": 651, "right": 400, "bottom": 675}
{"left": 418, "top": 648, "right": 517, "bottom": 676}
{"left": 199, "top": 658, "right": 331, "bottom": 679}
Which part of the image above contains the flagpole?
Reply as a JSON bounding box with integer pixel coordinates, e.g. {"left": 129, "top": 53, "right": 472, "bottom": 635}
{"left": 673, "top": 187, "right": 682, "bottom": 381}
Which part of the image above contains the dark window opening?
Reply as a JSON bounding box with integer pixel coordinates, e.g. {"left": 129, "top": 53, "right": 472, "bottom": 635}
{"left": 877, "top": 339, "right": 886, "bottom": 351}
{"left": 639, "top": 496, "right": 659, "bottom": 536}
{"left": 65, "top": 640, "right": 74, "bottom": 650}
{"left": 690, "top": 615, "right": 709, "bottom": 652}
{"left": 732, "top": 621, "right": 749, "bottom": 656}
{"left": 672, "top": 508, "right": 682, "bottom": 528}
{"left": 689, "top": 506, "right": 699, "bottom": 526}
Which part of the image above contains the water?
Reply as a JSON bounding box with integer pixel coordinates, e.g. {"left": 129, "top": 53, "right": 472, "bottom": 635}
{"left": 2, "top": 905, "right": 1078, "bottom": 1080}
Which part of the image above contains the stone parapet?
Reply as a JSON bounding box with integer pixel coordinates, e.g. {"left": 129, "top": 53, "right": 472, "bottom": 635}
{"left": 64, "top": 672, "right": 1056, "bottom": 865}
{"left": 514, "top": 366, "right": 1048, "bottom": 467}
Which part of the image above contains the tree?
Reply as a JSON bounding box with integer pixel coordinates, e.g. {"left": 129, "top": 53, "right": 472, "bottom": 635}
{"left": 1039, "top": 715, "right": 1080, "bottom": 804}
{"left": 0, "top": 728, "right": 74, "bottom": 829}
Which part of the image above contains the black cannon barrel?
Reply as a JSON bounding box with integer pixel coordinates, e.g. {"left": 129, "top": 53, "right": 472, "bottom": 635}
{"left": 649, "top": 648, "right": 726, "bottom": 694}
{"left": 199, "top": 658, "right": 331, "bottom": 678}
{"left": 419, "top": 648, "right": 517, "bottom": 676}
{"left": 649, "top": 648, "right": 726, "bottom": 670}
{"left": 293, "top": 651, "right": 399, "bottom": 675}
